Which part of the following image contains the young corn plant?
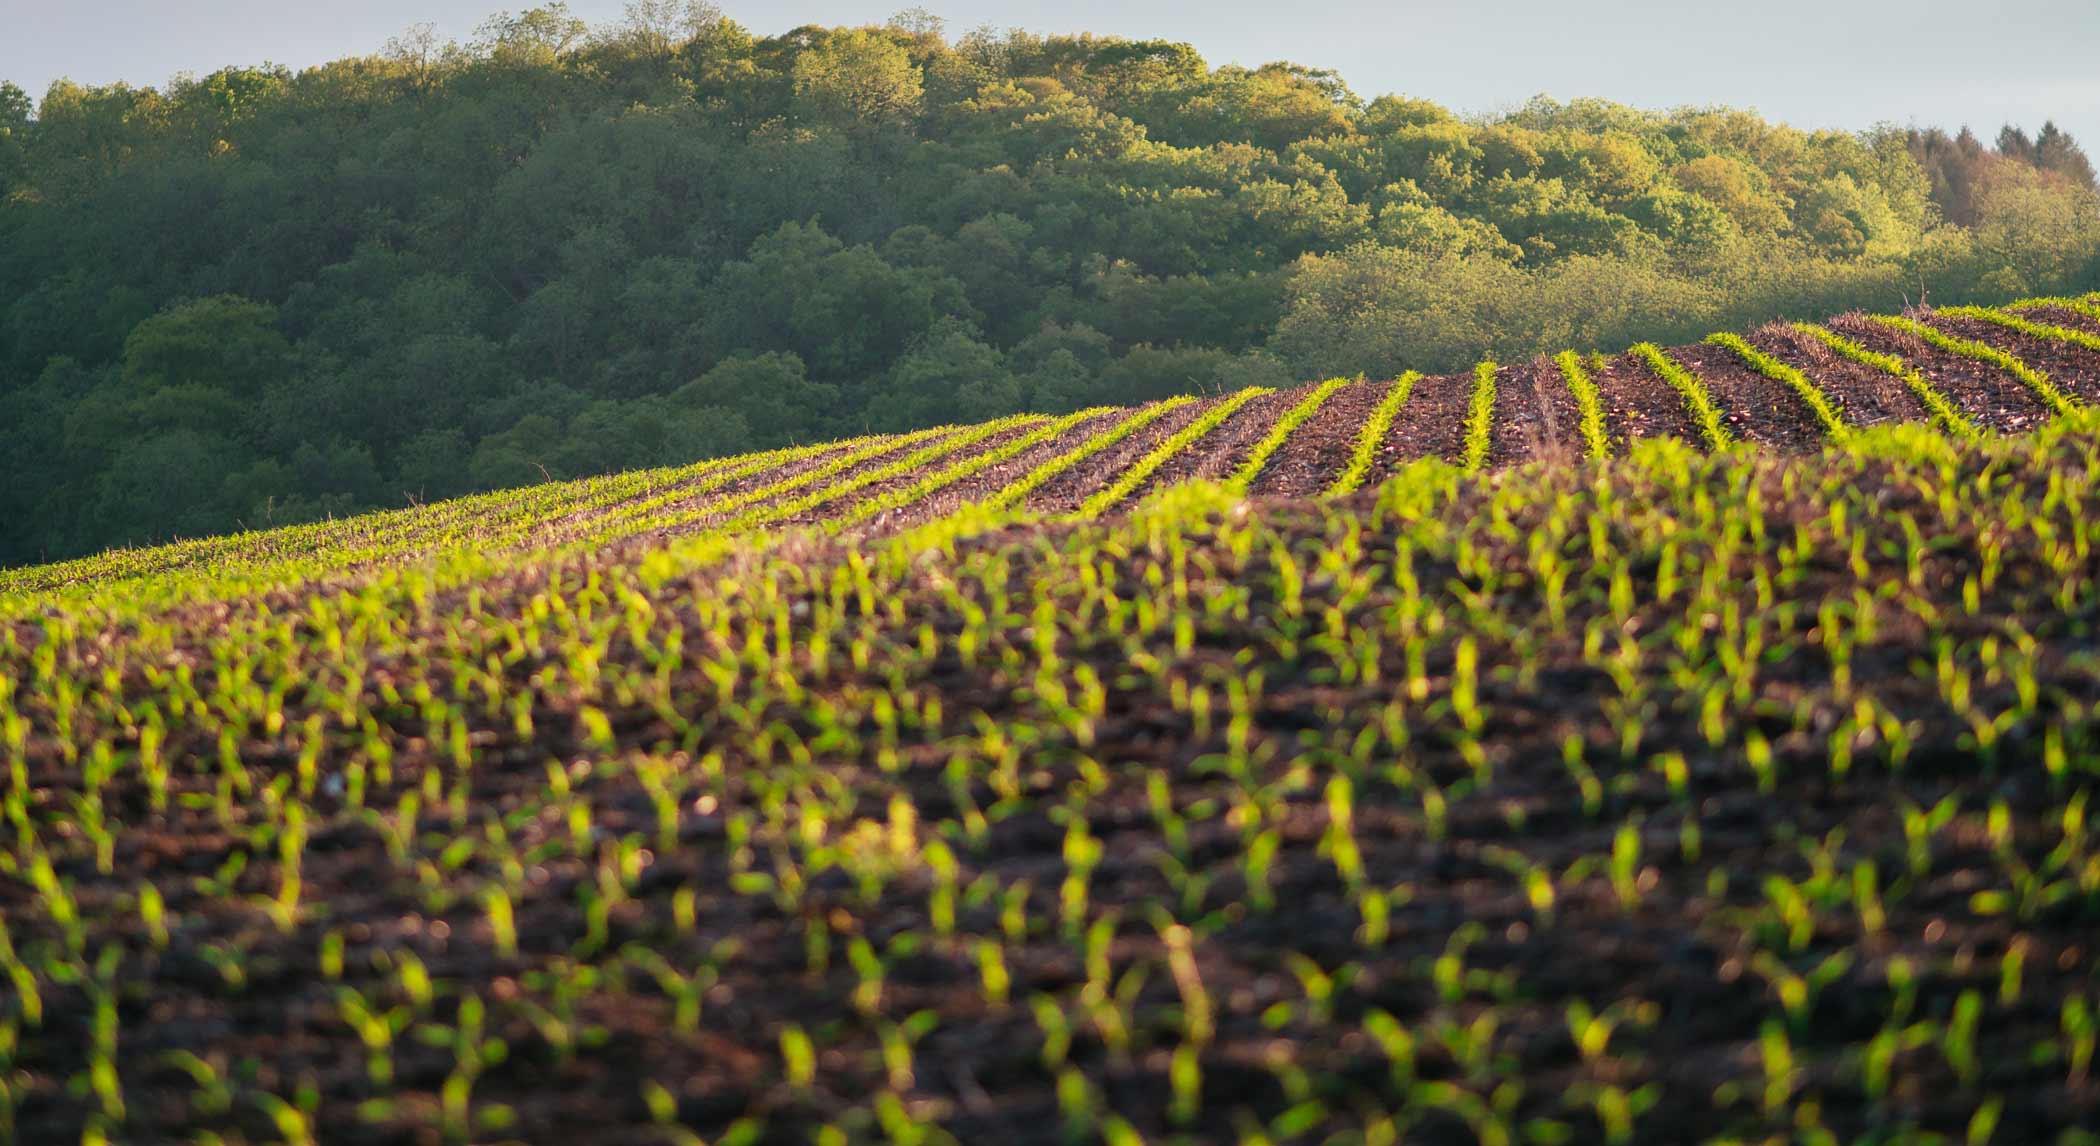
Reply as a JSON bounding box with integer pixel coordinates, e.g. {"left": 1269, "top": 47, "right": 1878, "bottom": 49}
{"left": 1462, "top": 359, "right": 1497, "bottom": 473}
{"left": 1227, "top": 378, "right": 1348, "bottom": 495}
{"left": 1705, "top": 332, "right": 1848, "bottom": 440}
{"left": 1555, "top": 351, "right": 1611, "bottom": 459}
{"left": 1072, "top": 388, "right": 1271, "bottom": 520}
{"left": 1325, "top": 372, "right": 1420, "bottom": 496}
{"left": 979, "top": 399, "right": 1193, "bottom": 513}
{"left": 1631, "top": 343, "right": 1731, "bottom": 448}
{"left": 1941, "top": 303, "right": 2100, "bottom": 355}
{"left": 1868, "top": 314, "right": 2080, "bottom": 416}
{"left": 1792, "top": 322, "right": 1975, "bottom": 436}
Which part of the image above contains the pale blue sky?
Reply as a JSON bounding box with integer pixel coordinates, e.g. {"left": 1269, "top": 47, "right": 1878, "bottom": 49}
{"left": 4, "top": 0, "right": 2097, "bottom": 149}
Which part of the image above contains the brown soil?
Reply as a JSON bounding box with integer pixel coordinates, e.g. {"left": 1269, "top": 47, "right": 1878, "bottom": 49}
{"left": 1385, "top": 370, "right": 1470, "bottom": 464}
{"left": 1750, "top": 324, "right": 1929, "bottom": 428}
{"left": 1669, "top": 342, "right": 1829, "bottom": 452}
{"left": 1490, "top": 359, "right": 1584, "bottom": 467}
{"left": 1021, "top": 398, "right": 1209, "bottom": 515}
{"left": 1249, "top": 378, "right": 1393, "bottom": 497}
{"left": 1824, "top": 314, "right": 2054, "bottom": 433}
{"left": 627, "top": 430, "right": 982, "bottom": 540}
{"left": 1593, "top": 351, "right": 1702, "bottom": 448}
{"left": 533, "top": 439, "right": 865, "bottom": 544}
{"left": 766, "top": 420, "right": 1054, "bottom": 530}
{"left": 2022, "top": 302, "right": 2100, "bottom": 339}
{"left": 1131, "top": 387, "right": 1304, "bottom": 499}
{"left": 1926, "top": 312, "right": 2100, "bottom": 407}
{"left": 847, "top": 410, "right": 1124, "bottom": 533}
{"left": 10, "top": 436, "right": 2100, "bottom": 1144}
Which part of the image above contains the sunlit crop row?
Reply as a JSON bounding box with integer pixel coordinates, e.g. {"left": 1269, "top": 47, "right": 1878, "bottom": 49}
{"left": 4, "top": 300, "right": 2100, "bottom": 1141}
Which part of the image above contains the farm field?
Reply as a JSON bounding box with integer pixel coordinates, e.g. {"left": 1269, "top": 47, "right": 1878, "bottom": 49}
{"left": 5, "top": 298, "right": 2100, "bottom": 1144}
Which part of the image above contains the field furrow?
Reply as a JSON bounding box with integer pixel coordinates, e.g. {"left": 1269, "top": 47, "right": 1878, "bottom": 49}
{"left": 1490, "top": 357, "right": 1584, "bottom": 465}
{"left": 1824, "top": 315, "right": 2055, "bottom": 433}
{"left": 1925, "top": 310, "right": 2100, "bottom": 409}
{"left": 1753, "top": 324, "right": 1933, "bottom": 430}
{"left": 1134, "top": 387, "right": 1301, "bottom": 494}
{"left": 1631, "top": 343, "right": 1732, "bottom": 449}
{"left": 1873, "top": 313, "right": 2079, "bottom": 417}
{"left": 1319, "top": 373, "right": 1422, "bottom": 496}
{"left": 1018, "top": 397, "right": 1209, "bottom": 515}
{"left": 1704, "top": 332, "right": 1849, "bottom": 442}
{"left": 536, "top": 438, "right": 867, "bottom": 548}
{"left": 1381, "top": 368, "right": 1471, "bottom": 465}
{"left": 2040, "top": 295, "right": 2100, "bottom": 325}
{"left": 581, "top": 427, "right": 963, "bottom": 545}
{"left": 1646, "top": 340, "right": 1814, "bottom": 444}
{"left": 682, "top": 417, "right": 1045, "bottom": 538}
{"left": 2010, "top": 298, "right": 2100, "bottom": 340}
{"left": 760, "top": 415, "right": 1058, "bottom": 530}
{"left": 1589, "top": 348, "right": 1703, "bottom": 449}
{"left": 515, "top": 447, "right": 819, "bottom": 545}
{"left": 1261, "top": 376, "right": 1402, "bottom": 497}
{"left": 1073, "top": 387, "right": 1274, "bottom": 518}
{"left": 1946, "top": 303, "right": 2100, "bottom": 353}
{"left": 825, "top": 408, "right": 1122, "bottom": 534}
{"left": 1226, "top": 379, "right": 1349, "bottom": 495}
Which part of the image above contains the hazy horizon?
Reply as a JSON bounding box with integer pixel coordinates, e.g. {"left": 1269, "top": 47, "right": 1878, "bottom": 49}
{"left": 5, "top": 0, "right": 2098, "bottom": 148}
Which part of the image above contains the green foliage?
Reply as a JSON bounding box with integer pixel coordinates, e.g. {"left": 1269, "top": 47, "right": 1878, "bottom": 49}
{"left": 792, "top": 28, "right": 924, "bottom": 130}
{"left": 675, "top": 353, "right": 838, "bottom": 443}
{"left": 1, "top": 11, "right": 2097, "bottom": 566}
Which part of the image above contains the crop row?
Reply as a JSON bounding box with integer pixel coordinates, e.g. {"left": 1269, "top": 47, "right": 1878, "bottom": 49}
{"left": 12, "top": 297, "right": 2100, "bottom": 617}
{"left": 4, "top": 413, "right": 2100, "bottom": 1140}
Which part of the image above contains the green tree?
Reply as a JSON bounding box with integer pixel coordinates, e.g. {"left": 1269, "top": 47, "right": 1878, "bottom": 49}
{"left": 792, "top": 28, "right": 923, "bottom": 130}
{"left": 1673, "top": 155, "right": 1792, "bottom": 234}
{"left": 2, "top": 10, "right": 2097, "bottom": 568}
{"left": 2034, "top": 121, "right": 2097, "bottom": 188}
{"left": 867, "top": 318, "right": 1006, "bottom": 427}
{"left": 122, "top": 296, "right": 291, "bottom": 401}
{"left": 704, "top": 222, "right": 962, "bottom": 385}
{"left": 0, "top": 81, "right": 28, "bottom": 196}
{"left": 676, "top": 352, "right": 839, "bottom": 443}
{"left": 473, "top": 4, "right": 590, "bottom": 63}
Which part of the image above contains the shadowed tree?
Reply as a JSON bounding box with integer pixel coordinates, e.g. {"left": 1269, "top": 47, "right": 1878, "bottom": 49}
{"left": 2035, "top": 121, "right": 2097, "bottom": 189}
{"left": 2, "top": 11, "right": 2099, "bottom": 567}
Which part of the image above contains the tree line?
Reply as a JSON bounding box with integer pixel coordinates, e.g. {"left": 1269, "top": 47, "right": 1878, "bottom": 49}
{"left": 3, "top": 2, "right": 2097, "bottom": 565}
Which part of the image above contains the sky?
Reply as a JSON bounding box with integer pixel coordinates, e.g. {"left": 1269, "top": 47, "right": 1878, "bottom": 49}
{"left": 4, "top": 0, "right": 2098, "bottom": 150}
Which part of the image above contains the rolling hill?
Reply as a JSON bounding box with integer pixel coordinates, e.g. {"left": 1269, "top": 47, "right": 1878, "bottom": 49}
{"left": 3, "top": 297, "right": 2100, "bottom": 1143}
{"left": 9, "top": 297, "right": 2100, "bottom": 603}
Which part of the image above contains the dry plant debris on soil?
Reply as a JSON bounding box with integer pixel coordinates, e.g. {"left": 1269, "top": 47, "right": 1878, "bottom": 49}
{"left": 5, "top": 299, "right": 2100, "bottom": 1145}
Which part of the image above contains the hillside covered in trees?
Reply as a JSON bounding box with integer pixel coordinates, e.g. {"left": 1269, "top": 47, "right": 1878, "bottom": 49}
{"left": 2, "top": 2, "right": 2097, "bottom": 565}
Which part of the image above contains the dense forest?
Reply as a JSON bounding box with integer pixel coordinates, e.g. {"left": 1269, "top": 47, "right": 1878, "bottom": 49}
{"left": 3, "top": 3, "right": 2098, "bottom": 565}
